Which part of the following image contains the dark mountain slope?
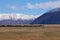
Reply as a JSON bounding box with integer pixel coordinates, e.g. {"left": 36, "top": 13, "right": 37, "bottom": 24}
{"left": 31, "top": 8, "right": 60, "bottom": 24}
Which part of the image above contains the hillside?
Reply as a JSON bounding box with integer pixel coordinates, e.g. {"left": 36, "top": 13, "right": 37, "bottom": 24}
{"left": 32, "top": 8, "right": 60, "bottom": 24}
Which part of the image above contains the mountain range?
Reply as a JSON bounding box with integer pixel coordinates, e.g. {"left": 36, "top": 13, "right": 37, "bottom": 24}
{"left": 0, "top": 8, "right": 60, "bottom": 25}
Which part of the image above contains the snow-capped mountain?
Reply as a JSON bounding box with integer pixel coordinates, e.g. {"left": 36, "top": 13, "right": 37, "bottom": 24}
{"left": 0, "top": 14, "right": 39, "bottom": 20}
{"left": 0, "top": 14, "right": 39, "bottom": 25}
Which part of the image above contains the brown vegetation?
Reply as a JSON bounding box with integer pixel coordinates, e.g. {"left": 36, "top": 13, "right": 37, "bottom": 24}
{"left": 0, "top": 25, "right": 60, "bottom": 40}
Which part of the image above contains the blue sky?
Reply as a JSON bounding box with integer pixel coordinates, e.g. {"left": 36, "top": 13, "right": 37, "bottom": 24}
{"left": 0, "top": 0, "right": 60, "bottom": 15}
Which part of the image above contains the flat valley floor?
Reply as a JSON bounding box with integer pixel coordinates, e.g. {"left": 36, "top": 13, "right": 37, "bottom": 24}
{"left": 0, "top": 25, "right": 60, "bottom": 40}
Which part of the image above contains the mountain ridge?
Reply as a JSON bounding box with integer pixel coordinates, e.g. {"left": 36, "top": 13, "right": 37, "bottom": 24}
{"left": 0, "top": 14, "right": 39, "bottom": 25}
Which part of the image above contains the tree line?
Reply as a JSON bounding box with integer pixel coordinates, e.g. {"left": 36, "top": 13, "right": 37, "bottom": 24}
{"left": 0, "top": 24, "right": 44, "bottom": 27}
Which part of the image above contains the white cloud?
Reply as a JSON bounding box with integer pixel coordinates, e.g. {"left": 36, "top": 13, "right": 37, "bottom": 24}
{"left": 26, "top": 1, "right": 60, "bottom": 9}
{"left": 26, "top": 3, "right": 34, "bottom": 9}
{"left": 7, "top": 5, "right": 24, "bottom": 10}
{"left": 0, "top": 13, "right": 40, "bottom": 20}
{"left": 39, "top": 1, "right": 60, "bottom": 9}
{"left": 6, "top": 1, "right": 60, "bottom": 10}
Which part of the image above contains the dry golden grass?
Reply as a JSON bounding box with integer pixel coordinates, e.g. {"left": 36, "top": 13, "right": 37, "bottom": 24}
{"left": 0, "top": 25, "right": 60, "bottom": 40}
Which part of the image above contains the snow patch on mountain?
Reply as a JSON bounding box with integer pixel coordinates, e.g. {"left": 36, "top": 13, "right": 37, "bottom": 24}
{"left": 0, "top": 14, "right": 40, "bottom": 20}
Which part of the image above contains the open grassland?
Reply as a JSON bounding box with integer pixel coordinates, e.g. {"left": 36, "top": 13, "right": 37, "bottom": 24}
{"left": 0, "top": 25, "right": 60, "bottom": 40}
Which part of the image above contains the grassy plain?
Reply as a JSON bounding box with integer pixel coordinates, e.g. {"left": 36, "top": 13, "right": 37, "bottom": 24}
{"left": 0, "top": 25, "right": 60, "bottom": 40}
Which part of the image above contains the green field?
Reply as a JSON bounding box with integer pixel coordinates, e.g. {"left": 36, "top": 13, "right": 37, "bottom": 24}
{"left": 0, "top": 25, "right": 60, "bottom": 40}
